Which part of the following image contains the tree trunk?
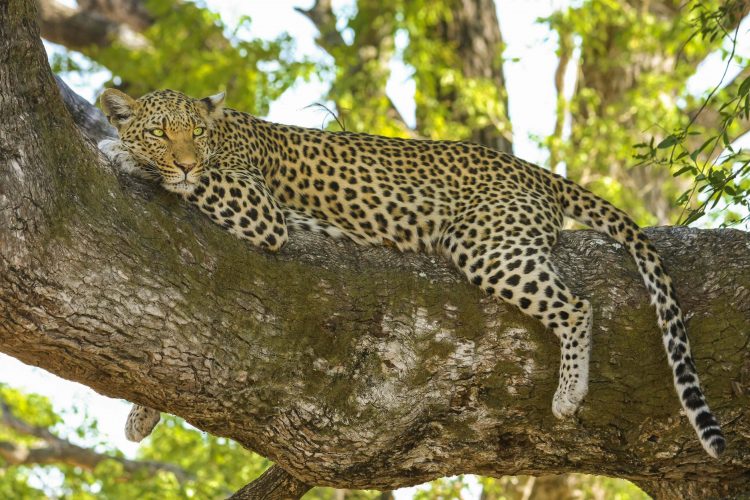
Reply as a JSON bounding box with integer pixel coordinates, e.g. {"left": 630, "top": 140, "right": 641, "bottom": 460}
{"left": 573, "top": 1, "right": 673, "bottom": 223}
{"left": 297, "top": 0, "right": 412, "bottom": 136}
{"left": 300, "top": 0, "right": 514, "bottom": 150}
{"left": 415, "top": 0, "right": 513, "bottom": 153}
{"left": 1, "top": 2, "right": 749, "bottom": 498}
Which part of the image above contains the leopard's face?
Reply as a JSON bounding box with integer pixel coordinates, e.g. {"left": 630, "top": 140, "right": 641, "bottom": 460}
{"left": 100, "top": 89, "right": 225, "bottom": 195}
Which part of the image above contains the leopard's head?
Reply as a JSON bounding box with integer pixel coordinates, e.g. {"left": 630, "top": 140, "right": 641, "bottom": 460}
{"left": 100, "top": 88, "right": 225, "bottom": 194}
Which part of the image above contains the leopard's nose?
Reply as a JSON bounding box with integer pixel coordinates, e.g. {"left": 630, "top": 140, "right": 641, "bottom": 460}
{"left": 175, "top": 161, "right": 196, "bottom": 173}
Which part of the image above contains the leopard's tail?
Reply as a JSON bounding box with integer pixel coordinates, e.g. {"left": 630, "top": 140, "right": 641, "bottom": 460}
{"left": 556, "top": 176, "right": 725, "bottom": 458}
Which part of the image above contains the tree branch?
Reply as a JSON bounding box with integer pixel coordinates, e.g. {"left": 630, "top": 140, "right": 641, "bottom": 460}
{"left": 0, "top": 399, "right": 194, "bottom": 483}
{"left": 229, "top": 465, "right": 312, "bottom": 500}
{"left": 54, "top": 75, "right": 116, "bottom": 143}
{"left": 77, "top": 0, "right": 152, "bottom": 32}
{"left": 295, "top": 0, "right": 415, "bottom": 136}
{"left": 294, "top": 0, "right": 345, "bottom": 55}
{"left": 687, "top": 65, "right": 750, "bottom": 156}
{"left": 1, "top": 2, "right": 749, "bottom": 497}
{"left": 37, "top": 0, "right": 146, "bottom": 50}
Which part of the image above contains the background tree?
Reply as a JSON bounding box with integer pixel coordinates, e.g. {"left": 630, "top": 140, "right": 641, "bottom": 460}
{"left": 41, "top": 0, "right": 314, "bottom": 116}
{"left": 547, "top": 0, "right": 750, "bottom": 225}
{"left": 0, "top": 386, "right": 392, "bottom": 499}
{"left": 635, "top": 0, "right": 750, "bottom": 226}
{"left": 296, "top": 0, "right": 513, "bottom": 147}
{"left": 1, "top": 0, "right": 748, "bottom": 498}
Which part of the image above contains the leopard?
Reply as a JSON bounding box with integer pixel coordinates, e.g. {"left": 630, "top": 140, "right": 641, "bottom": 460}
{"left": 98, "top": 88, "right": 725, "bottom": 458}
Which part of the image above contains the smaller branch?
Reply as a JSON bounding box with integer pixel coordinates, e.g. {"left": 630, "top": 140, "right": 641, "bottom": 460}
{"left": 229, "top": 465, "right": 312, "bottom": 500}
{"left": 295, "top": 0, "right": 416, "bottom": 137}
{"left": 687, "top": 65, "right": 750, "bottom": 156}
{"left": 294, "top": 0, "right": 346, "bottom": 54}
{"left": 0, "top": 400, "right": 58, "bottom": 441}
{"left": 38, "top": 0, "right": 146, "bottom": 51}
{"left": 56, "top": 75, "right": 116, "bottom": 144}
{"left": 77, "top": 0, "right": 153, "bottom": 32}
{"left": 550, "top": 30, "right": 574, "bottom": 174}
{"left": 0, "top": 398, "right": 193, "bottom": 484}
{"left": 38, "top": 0, "right": 118, "bottom": 49}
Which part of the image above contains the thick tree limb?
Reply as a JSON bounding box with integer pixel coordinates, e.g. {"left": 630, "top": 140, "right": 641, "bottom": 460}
{"left": 0, "top": 399, "right": 194, "bottom": 483}
{"left": 1, "top": 2, "right": 749, "bottom": 498}
{"left": 55, "top": 74, "right": 116, "bottom": 143}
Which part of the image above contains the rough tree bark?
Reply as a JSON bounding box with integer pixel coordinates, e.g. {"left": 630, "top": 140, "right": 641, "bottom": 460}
{"left": 229, "top": 466, "right": 312, "bottom": 500}
{"left": 1, "top": 2, "right": 749, "bottom": 499}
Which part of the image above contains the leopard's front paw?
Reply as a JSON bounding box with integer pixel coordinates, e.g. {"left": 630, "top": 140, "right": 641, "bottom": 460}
{"left": 98, "top": 139, "right": 141, "bottom": 176}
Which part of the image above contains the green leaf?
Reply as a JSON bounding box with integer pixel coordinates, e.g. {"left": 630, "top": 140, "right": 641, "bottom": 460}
{"left": 675, "top": 189, "right": 691, "bottom": 205}
{"left": 682, "top": 210, "right": 705, "bottom": 226}
{"left": 710, "top": 191, "right": 723, "bottom": 208}
{"left": 673, "top": 165, "right": 696, "bottom": 177}
{"left": 738, "top": 75, "right": 750, "bottom": 97}
{"left": 657, "top": 134, "right": 680, "bottom": 149}
{"left": 690, "top": 136, "right": 716, "bottom": 161}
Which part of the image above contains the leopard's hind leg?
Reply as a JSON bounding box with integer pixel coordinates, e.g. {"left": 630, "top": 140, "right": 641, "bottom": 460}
{"left": 444, "top": 220, "right": 592, "bottom": 417}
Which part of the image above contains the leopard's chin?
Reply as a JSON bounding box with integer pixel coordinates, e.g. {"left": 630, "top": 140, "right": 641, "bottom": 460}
{"left": 162, "top": 180, "right": 197, "bottom": 195}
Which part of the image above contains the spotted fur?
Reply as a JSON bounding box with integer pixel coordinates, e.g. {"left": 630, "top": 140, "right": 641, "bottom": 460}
{"left": 99, "top": 88, "right": 724, "bottom": 457}
{"left": 124, "top": 405, "right": 161, "bottom": 442}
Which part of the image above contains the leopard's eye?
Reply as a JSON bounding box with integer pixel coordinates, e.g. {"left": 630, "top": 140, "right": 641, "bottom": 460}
{"left": 193, "top": 126, "right": 204, "bottom": 137}
{"left": 150, "top": 128, "right": 165, "bottom": 137}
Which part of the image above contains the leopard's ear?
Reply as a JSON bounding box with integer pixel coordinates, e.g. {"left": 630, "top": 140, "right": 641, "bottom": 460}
{"left": 199, "top": 92, "right": 225, "bottom": 120}
{"left": 100, "top": 89, "right": 137, "bottom": 129}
